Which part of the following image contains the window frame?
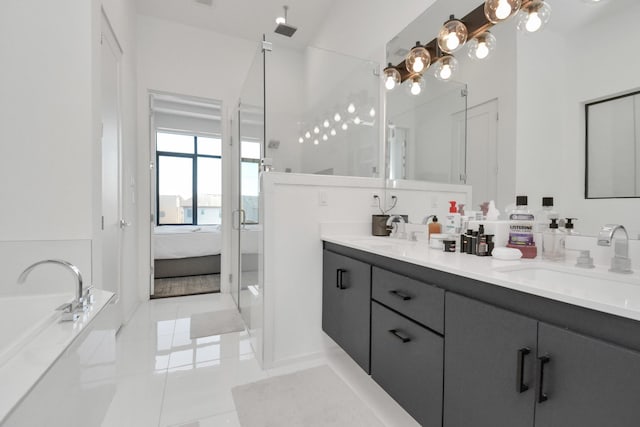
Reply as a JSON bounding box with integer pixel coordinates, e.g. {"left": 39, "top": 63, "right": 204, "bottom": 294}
{"left": 156, "top": 130, "right": 223, "bottom": 226}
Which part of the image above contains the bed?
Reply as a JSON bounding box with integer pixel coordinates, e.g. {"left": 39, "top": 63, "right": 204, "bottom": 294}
{"left": 153, "top": 225, "right": 260, "bottom": 278}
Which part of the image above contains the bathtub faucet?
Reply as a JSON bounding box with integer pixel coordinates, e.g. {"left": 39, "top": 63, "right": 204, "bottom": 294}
{"left": 18, "top": 260, "right": 92, "bottom": 313}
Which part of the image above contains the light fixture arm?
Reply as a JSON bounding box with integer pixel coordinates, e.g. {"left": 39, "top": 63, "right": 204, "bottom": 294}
{"left": 283, "top": 5, "right": 288, "bottom": 23}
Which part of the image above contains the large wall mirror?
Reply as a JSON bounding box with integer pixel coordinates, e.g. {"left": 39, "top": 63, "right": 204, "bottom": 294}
{"left": 385, "top": 0, "right": 640, "bottom": 235}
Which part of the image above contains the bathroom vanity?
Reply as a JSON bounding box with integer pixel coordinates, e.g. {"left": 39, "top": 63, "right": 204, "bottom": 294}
{"left": 322, "top": 236, "right": 640, "bottom": 427}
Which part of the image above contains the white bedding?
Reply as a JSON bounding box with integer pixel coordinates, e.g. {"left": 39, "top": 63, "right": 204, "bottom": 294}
{"left": 153, "top": 225, "right": 260, "bottom": 259}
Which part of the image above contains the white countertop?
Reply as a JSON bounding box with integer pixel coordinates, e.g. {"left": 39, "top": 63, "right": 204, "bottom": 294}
{"left": 0, "top": 289, "right": 115, "bottom": 423}
{"left": 322, "top": 234, "right": 640, "bottom": 322}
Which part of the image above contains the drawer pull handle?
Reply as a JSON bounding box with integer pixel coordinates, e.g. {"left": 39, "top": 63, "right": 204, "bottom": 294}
{"left": 516, "top": 347, "right": 531, "bottom": 393}
{"left": 336, "top": 269, "right": 346, "bottom": 289}
{"left": 389, "top": 290, "right": 412, "bottom": 301}
{"left": 536, "top": 355, "right": 551, "bottom": 403}
{"left": 389, "top": 329, "right": 411, "bottom": 343}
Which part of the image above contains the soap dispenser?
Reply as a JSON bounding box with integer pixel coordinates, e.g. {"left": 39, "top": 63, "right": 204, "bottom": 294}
{"left": 542, "top": 218, "right": 566, "bottom": 261}
{"left": 564, "top": 218, "right": 579, "bottom": 236}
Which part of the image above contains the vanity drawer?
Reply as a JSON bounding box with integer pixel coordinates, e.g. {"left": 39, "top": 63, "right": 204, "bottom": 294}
{"left": 372, "top": 266, "right": 444, "bottom": 334}
{"left": 371, "top": 301, "right": 443, "bottom": 427}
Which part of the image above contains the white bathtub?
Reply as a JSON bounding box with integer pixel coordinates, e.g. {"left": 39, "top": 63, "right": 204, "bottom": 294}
{"left": 0, "top": 293, "right": 73, "bottom": 367}
{"left": 0, "top": 289, "right": 116, "bottom": 426}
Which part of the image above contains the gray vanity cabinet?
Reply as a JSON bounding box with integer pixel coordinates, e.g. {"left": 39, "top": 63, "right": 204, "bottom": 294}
{"left": 444, "top": 293, "right": 640, "bottom": 427}
{"left": 534, "top": 322, "right": 640, "bottom": 427}
{"left": 444, "top": 292, "right": 538, "bottom": 427}
{"left": 322, "top": 249, "right": 371, "bottom": 372}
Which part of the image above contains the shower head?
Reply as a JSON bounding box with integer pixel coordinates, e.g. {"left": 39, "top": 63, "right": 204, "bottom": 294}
{"left": 274, "top": 5, "right": 297, "bottom": 37}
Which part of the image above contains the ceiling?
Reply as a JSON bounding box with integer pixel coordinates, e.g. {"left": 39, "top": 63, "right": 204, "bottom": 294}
{"left": 135, "top": 0, "right": 338, "bottom": 49}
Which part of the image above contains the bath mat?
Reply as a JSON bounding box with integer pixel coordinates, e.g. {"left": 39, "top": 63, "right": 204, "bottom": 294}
{"left": 189, "top": 309, "right": 245, "bottom": 339}
{"left": 152, "top": 274, "right": 220, "bottom": 299}
{"left": 231, "top": 365, "right": 385, "bottom": 427}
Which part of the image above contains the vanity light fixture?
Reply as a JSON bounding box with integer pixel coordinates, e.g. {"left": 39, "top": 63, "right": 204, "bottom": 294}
{"left": 330, "top": 128, "right": 337, "bottom": 136}
{"left": 323, "top": 119, "right": 330, "bottom": 128}
{"left": 516, "top": 0, "right": 551, "bottom": 33}
{"left": 406, "top": 74, "right": 425, "bottom": 96}
{"left": 322, "top": 133, "right": 328, "bottom": 141}
{"left": 405, "top": 42, "right": 431, "bottom": 74}
{"left": 484, "top": 0, "right": 521, "bottom": 23}
{"left": 298, "top": 137, "right": 304, "bottom": 143}
{"left": 333, "top": 112, "right": 341, "bottom": 122}
{"left": 437, "top": 15, "right": 468, "bottom": 54}
{"left": 313, "top": 139, "right": 319, "bottom": 145}
{"left": 383, "top": 63, "right": 402, "bottom": 90}
{"left": 354, "top": 116, "right": 362, "bottom": 125}
{"left": 347, "top": 103, "right": 356, "bottom": 114}
{"left": 313, "top": 126, "right": 320, "bottom": 134}
{"left": 467, "top": 31, "right": 496, "bottom": 60}
{"left": 434, "top": 55, "right": 458, "bottom": 81}
{"left": 304, "top": 131, "right": 311, "bottom": 139}
{"left": 341, "top": 122, "right": 349, "bottom": 131}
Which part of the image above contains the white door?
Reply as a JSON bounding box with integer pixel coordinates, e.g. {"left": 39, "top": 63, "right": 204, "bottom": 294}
{"left": 466, "top": 99, "right": 499, "bottom": 209}
{"left": 101, "top": 14, "right": 123, "bottom": 325}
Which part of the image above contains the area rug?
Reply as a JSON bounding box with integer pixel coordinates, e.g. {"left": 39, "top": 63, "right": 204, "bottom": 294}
{"left": 231, "top": 365, "right": 385, "bottom": 427}
{"left": 152, "top": 274, "right": 220, "bottom": 299}
{"left": 189, "top": 309, "right": 245, "bottom": 339}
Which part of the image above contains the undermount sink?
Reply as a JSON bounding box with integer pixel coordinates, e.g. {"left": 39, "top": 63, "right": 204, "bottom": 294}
{"left": 494, "top": 264, "right": 640, "bottom": 309}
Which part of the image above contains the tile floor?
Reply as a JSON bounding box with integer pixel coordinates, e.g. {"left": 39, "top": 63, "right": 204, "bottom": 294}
{"left": 101, "top": 293, "right": 419, "bottom": 427}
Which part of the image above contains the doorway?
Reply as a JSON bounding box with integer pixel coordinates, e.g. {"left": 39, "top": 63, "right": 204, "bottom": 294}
{"left": 465, "top": 99, "right": 499, "bottom": 209}
{"left": 148, "top": 92, "right": 225, "bottom": 299}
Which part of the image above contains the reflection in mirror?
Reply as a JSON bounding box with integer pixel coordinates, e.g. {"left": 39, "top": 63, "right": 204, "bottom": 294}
{"left": 386, "top": 79, "right": 467, "bottom": 184}
{"left": 586, "top": 91, "right": 640, "bottom": 199}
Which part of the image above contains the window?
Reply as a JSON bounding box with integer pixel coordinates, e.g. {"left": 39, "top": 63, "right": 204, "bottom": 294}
{"left": 241, "top": 140, "right": 261, "bottom": 224}
{"left": 157, "top": 132, "right": 222, "bottom": 225}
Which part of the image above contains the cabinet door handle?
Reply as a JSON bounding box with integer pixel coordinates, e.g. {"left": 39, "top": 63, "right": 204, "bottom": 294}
{"left": 388, "top": 329, "right": 411, "bottom": 343}
{"left": 388, "top": 289, "right": 412, "bottom": 301}
{"left": 336, "top": 269, "right": 346, "bottom": 289}
{"left": 516, "top": 347, "right": 531, "bottom": 393}
{"left": 536, "top": 355, "right": 551, "bottom": 403}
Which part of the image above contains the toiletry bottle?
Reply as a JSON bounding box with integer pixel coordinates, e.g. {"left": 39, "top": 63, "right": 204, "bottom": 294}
{"left": 542, "top": 218, "right": 566, "bottom": 261}
{"left": 486, "top": 235, "right": 495, "bottom": 256}
{"left": 461, "top": 229, "right": 471, "bottom": 253}
{"left": 535, "top": 197, "right": 559, "bottom": 236}
{"left": 470, "top": 230, "right": 479, "bottom": 255}
{"left": 445, "top": 201, "right": 461, "bottom": 234}
{"left": 564, "top": 218, "right": 579, "bottom": 236}
{"left": 465, "top": 229, "right": 474, "bottom": 254}
{"left": 477, "top": 224, "right": 489, "bottom": 256}
{"left": 506, "top": 195, "right": 537, "bottom": 258}
{"left": 428, "top": 216, "right": 442, "bottom": 240}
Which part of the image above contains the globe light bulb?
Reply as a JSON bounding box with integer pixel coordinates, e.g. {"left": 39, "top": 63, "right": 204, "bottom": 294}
{"left": 322, "top": 134, "right": 328, "bottom": 141}
{"left": 347, "top": 103, "right": 356, "bottom": 114}
{"left": 385, "top": 75, "right": 397, "bottom": 90}
{"left": 354, "top": 116, "right": 361, "bottom": 125}
{"left": 413, "top": 57, "right": 425, "bottom": 73}
{"left": 476, "top": 42, "right": 490, "bottom": 59}
{"left": 323, "top": 119, "right": 330, "bottom": 128}
{"left": 305, "top": 131, "right": 311, "bottom": 139}
{"left": 313, "top": 126, "right": 320, "bottom": 134}
{"left": 496, "top": 0, "right": 512, "bottom": 19}
{"left": 410, "top": 81, "right": 422, "bottom": 95}
{"left": 440, "top": 64, "right": 452, "bottom": 80}
{"left": 330, "top": 128, "right": 336, "bottom": 136}
{"left": 298, "top": 137, "right": 304, "bottom": 143}
{"left": 341, "top": 122, "right": 348, "bottom": 131}
{"left": 275, "top": 16, "right": 285, "bottom": 25}
{"left": 526, "top": 12, "right": 542, "bottom": 32}
{"left": 446, "top": 33, "right": 460, "bottom": 51}
{"left": 334, "top": 112, "right": 341, "bottom": 122}
{"left": 369, "top": 107, "right": 376, "bottom": 117}
{"left": 313, "top": 139, "right": 319, "bottom": 145}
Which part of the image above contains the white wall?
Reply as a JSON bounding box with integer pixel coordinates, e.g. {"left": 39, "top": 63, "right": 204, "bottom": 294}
{"left": 0, "top": 0, "right": 94, "bottom": 241}
{"left": 261, "top": 172, "right": 471, "bottom": 368}
{"left": 136, "top": 15, "right": 258, "bottom": 297}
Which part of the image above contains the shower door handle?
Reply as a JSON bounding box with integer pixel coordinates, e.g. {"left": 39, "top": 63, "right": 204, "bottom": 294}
{"left": 240, "top": 209, "right": 246, "bottom": 230}
{"left": 232, "top": 209, "right": 241, "bottom": 230}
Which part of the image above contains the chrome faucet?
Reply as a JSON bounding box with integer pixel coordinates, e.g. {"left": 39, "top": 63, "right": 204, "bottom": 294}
{"left": 421, "top": 215, "right": 435, "bottom": 225}
{"left": 597, "top": 224, "right": 633, "bottom": 274}
{"left": 386, "top": 215, "right": 407, "bottom": 239}
{"left": 18, "top": 260, "right": 93, "bottom": 316}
